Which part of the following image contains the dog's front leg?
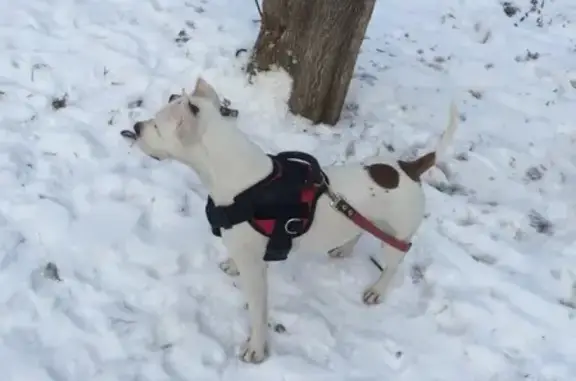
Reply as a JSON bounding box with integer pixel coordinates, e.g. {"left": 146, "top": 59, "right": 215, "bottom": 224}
{"left": 363, "top": 243, "right": 406, "bottom": 305}
{"left": 231, "top": 247, "right": 269, "bottom": 363}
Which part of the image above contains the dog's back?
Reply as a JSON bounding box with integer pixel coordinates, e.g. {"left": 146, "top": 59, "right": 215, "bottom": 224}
{"left": 327, "top": 102, "right": 460, "bottom": 241}
{"left": 286, "top": 102, "right": 460, "bottom": 252}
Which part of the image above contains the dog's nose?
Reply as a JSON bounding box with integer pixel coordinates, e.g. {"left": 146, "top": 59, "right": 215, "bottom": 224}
{"left": 133, "top": 122, "right": 142, "bottom": 136}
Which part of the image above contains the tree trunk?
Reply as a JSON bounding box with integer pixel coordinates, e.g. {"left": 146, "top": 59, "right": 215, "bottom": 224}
{"left": 249, "top": 0, "right": 376, "bottom": 126}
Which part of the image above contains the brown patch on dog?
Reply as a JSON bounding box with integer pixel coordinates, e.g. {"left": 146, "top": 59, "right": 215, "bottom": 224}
{"left": 398, "top": 152, "right": 436, "bottom": 182}
{"left": 365, "top": 164, "right": 400, "bottom": 189}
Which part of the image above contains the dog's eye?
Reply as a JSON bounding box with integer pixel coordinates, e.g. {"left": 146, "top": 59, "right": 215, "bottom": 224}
{"left": 169, "top": 94, "right": 180, "bottom": 102}
{"left": 188, "top": 102, "right": 200, "bottom": 115}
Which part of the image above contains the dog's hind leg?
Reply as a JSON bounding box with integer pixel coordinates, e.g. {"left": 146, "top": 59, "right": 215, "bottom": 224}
{"left": 327, "top": 234, "right": 361, "bottom": 258}
{"left": 363, "top": 243, "right": 406, "bottom": 305}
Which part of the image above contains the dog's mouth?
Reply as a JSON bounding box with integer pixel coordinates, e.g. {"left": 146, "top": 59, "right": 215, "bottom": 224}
{"left": 120, "top": 130, "right": 137, "bottom": 141}
{"left": 119, "top": 129, "right": 160, "bottom": 161}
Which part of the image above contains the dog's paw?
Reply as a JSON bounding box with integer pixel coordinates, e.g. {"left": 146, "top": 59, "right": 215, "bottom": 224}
{"left": 219, "top": 258, "right": 240, "bottom": 276}
{"left": 327, "top": 246, "right": 351, "bottom": 258}
{"left": 327, "top": 236, "right": 359, "bottom": 258}
{"left": 239, "top": 339, "right": 269, "bottom": 364}
{"left": 362, "top": 287, "right": 385, "bottom": 305}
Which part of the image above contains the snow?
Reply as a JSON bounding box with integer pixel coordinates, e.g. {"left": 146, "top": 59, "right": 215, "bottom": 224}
{"left": 0, "top": 0, "right": 575, "bottom": 379}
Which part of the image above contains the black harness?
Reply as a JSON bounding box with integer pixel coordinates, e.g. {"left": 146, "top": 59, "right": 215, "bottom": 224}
{"left": 205, "top": 151, "right": 329, "bottom": 261}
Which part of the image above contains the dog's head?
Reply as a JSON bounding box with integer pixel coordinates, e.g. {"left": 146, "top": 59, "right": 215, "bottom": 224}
{"left": 120, "top": 77, "right": 223, "bottom": 161}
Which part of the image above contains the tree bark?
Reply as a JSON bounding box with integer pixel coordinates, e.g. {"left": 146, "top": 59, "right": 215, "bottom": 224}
{"left": 249, "top": 0, "right": 376, "bottom": 126}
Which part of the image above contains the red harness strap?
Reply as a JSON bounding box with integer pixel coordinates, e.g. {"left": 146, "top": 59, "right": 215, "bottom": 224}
{"left": 328, "top": 191, "right": 412, "bottom": 253}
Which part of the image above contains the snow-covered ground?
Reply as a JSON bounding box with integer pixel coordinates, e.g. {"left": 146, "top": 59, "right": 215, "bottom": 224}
{"left": 1, "top": 0, "right": 575, "bottom": 379}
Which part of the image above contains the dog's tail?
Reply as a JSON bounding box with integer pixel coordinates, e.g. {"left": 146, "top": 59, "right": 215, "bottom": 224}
{"left": 434, "top": 101, "right": 459, "bottom": 159}
{"left": 398, "top": 101, "right": 459, "bottom": 181}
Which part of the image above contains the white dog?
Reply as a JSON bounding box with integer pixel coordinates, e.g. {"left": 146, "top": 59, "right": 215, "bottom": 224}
{"left": 121, "top": 77, "right": 459, "bottom": 363}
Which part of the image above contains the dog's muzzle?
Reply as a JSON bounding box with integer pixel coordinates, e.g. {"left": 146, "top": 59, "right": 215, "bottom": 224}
{"left": 120, "top": 130, "right": 137, "bottom": 140}
{"left": 120, "top": 125, "right": 161, "bottom": 161}
{"left": 120, "top": 122, "right": 141, "bottom": 141}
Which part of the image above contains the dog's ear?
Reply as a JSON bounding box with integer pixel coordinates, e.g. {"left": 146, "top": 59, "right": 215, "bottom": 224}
{"left": 191, "top": 77, "right": 220, "bottom": 108}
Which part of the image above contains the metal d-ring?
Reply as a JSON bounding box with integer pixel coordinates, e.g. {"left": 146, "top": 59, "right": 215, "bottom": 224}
{"left": 284, "top": 218, "right": 303, "bottom": 235}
